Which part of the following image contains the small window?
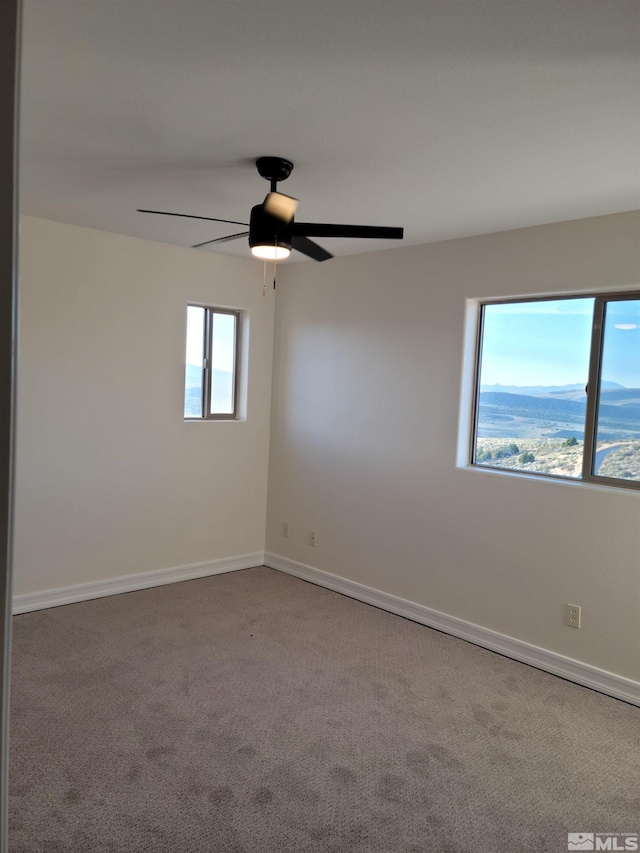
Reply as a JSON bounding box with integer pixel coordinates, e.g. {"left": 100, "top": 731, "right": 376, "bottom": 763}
{"left": 471, "top": 293, "right": 640, "bottom": 490}
{"left": 184, "top": 305, "right": 240, "bottom": 420}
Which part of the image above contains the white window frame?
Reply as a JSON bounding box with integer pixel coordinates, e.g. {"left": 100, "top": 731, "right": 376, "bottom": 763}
{"left": 469, "top": 291, "right": 640, "bottom": 492}
{"left": 184, "top": 305, "right": 241, "bottom": 421}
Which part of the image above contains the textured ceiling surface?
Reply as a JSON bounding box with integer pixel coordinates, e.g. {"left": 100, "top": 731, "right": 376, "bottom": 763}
{"left": 20, "top": 0, "right": 640, "bottom": 262}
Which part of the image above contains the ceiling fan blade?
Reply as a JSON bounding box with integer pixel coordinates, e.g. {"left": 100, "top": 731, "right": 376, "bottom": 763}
{"left": 263, "top": 192, "right": 299, "bottom": 223}
{"left": 291, "top": 235, "right": 333, "bottom": 262}
{"left": 292, "top": 223, "right": 403, "bottom": 240}
{"left": 191, "top": 231, "right": 249, "bottom": 249}
{"left": 138, "top": 208, "right": 249, "bottom": 227}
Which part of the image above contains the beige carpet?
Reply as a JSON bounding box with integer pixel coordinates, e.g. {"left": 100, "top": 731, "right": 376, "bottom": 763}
{"left": 9, "top": 566, "right": 639, "bottom": 852}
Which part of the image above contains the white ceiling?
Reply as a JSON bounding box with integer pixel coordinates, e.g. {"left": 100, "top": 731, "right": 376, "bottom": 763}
{"left": 19, "top": 0, "right": 640, "bottom": 262}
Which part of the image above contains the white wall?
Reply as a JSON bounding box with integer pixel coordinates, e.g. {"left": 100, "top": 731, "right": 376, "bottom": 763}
{"left": 14, "top": 216, "right": 273, "bottom": 596}
{"left": 266, "top": 212, "right": 640, "bottom": 682}
{"left": 15, "top": 212, "right": 639, "bottom": 686}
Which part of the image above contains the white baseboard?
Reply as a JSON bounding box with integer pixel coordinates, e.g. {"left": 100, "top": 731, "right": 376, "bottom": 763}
{"left": 264, "top": 552, "right": 640, "bottom": 707}
{"left": 13, "top": 552, "right": 265, "bottom": 614}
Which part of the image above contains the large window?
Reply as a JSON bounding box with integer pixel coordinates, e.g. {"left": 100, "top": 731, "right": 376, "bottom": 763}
{"left": 184, "top": 305, "right": 240, "bottom": 420}
{"left": 472, "top": 293, "right": 640, "bottom": 490}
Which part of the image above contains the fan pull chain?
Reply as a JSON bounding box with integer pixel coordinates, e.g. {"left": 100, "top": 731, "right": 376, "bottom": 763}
{"left": 263, "top": 259, "right": 267, "bottom": 297}
{"left": 273, "top": 236, "right": 277, "bottom": 289}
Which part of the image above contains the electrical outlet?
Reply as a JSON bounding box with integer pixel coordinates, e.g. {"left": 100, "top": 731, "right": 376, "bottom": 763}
{"left": 309, "top": 530, "right": 317, "bottom": 547}
{"left": 565, "top": 603, "right": 581, "bottom": 629}
{"left": 282, "top": 522, "right": 289, "bottom": 538}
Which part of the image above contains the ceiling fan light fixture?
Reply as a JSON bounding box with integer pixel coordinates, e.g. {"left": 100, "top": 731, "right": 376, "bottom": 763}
{"left": 250, "top": 243, "right": 291, "bottom": 260}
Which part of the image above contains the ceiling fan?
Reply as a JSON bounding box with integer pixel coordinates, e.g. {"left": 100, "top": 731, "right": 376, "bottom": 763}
{"left": 138, "top": 156, "right": 404, "bottom": 262}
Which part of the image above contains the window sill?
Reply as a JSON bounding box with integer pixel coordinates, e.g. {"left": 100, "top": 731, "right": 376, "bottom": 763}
{"left": 183, "top": 417, "right": 245, "bottom": 423}
{"left": 456, "top": 463, "right": 640, "bottom": 495}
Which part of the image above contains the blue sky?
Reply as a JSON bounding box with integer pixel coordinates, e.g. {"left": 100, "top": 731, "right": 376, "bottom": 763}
{"left": 480, "top": 297, "right": 640, "bottom": 388}
{"left": 186, "top": 306, "right": 236, "bottom": 372}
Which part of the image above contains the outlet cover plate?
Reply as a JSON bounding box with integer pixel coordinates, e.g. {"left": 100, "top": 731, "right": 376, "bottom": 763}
{"left": 565, "top": 603, "right": 581, "bottom": 629}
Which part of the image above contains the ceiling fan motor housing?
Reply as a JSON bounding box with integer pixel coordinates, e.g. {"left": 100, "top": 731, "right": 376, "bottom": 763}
{"left": 249, "top": 204, "right": 292, "bottom": 252}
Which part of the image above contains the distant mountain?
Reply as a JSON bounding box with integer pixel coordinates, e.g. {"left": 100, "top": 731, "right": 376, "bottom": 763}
{"left": 480, "top": 381, "right": 625, "bottom": 395}
{"left": 184, "top": 364, "right": 234, "bottom": 417}
{"left": 185, "top": 363, "right": 202, "bottom": 388}
{"left": 185, "top": 364, "right": 232, "bottom": 389}
{"left": 479, "top": 391, "right": 586, "bottom": 421}
{"left": 477, "top": 389, "right": 640, "bottom": 441}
